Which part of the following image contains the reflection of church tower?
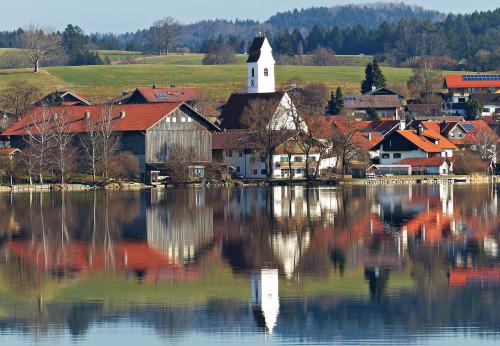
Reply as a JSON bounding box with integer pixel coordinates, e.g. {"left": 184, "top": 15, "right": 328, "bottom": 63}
{"left": 247, "top": 35, "right": 276, "bottom": 94}
{"left": 251, "top": 268, "right": 279, "bottom": 334}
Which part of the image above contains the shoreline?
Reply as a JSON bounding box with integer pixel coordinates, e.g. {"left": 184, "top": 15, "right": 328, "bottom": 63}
{"left": 0, "top": 175, "right": 495, "bottom": 193}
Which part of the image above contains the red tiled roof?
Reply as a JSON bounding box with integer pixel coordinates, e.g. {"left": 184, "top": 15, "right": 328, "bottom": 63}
{"left": 343, "top": 95, "right": 403, "bottom": 109}
{"left": 2, "top": 103, "right": 185, "bottom": 136}
{"left": 444, "top": 74, "right": 500, "bottom": 89}
{"left": 135, "top": 87, "right": 200, "bottom": 103}
{"left": 398, "top": 157, "right": 448, "bottom": 167}
{"left": 396, "top": 130, "right": 457, "bottom": 153}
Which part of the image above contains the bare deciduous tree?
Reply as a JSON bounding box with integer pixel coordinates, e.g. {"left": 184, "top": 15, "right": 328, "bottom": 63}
{"left": 148, "top": 17, "right": 181, "bottom": 55}
{"left": 241, "top": 99, "right": 290, "bottom": 181}
{"left": 407, "top": 58, "right": 442, "bottom": 103}
{"left": 21, "top": 24, "right": 61, "bottom": 72}
{"left": 0, "top": 80, "right": 42, "bottom": 119}
{"left": 25, "top": 106, "right": 54, "bottom": 184}
{"left": 469, "top": 130, "right": 498, "bottom": 163}
{"left": 98, "top": 105, "right": 120, "bottom": 180}
{"left": 51, "top": 111, "right": 75, "bottom": 183}
{"left": 166, "top": 144, "right": 195, "bottom": 182}
{"left": 80, "top": 114, "right": 101, "bottom": 182}
{"left": 109, "top": 151, "right": 140, "bottom": 180}
{"left": 330, "top": 119, "right": 366, "bottom": 178}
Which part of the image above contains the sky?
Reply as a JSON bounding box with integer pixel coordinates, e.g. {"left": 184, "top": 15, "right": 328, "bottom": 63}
{"left": 1, "top": 0, "right": 497, "bottom": 33}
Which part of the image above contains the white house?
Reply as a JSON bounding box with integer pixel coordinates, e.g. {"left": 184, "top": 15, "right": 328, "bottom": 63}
{"left": 373, "top": 126, "right": 457, "bottom": 166}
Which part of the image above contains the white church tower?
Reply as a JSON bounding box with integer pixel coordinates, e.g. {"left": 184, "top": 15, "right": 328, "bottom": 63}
{"left": 247, "top": 35, "right": 276, "bottom": 94}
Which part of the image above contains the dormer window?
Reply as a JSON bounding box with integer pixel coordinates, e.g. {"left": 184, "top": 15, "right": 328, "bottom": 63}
{"left": 264, "top": 68, "right": 269, "bottom": 77}
{"left": 252, "top": 68, "right": 255, "bottom": 78}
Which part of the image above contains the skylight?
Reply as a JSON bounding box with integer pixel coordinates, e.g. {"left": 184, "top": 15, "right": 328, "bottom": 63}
{"left": 155, "top": 93, "right": 169, "bottom": 98}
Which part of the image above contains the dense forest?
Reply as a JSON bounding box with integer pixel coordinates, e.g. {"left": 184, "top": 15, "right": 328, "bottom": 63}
{"left": 0, "top": 3, "right": 498, "bottom": 70}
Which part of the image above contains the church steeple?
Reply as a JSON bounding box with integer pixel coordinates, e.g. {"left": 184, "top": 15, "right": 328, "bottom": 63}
{"left": 247, "top": 35, "right": 275, "bottom": 94}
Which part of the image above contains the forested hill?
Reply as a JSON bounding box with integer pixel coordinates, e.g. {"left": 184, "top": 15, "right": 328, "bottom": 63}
{"left": 266, "top": 3, "right": 446, "bottom": 31}
{"left": 180, "top": 3, "right": 446, "bottom": 50}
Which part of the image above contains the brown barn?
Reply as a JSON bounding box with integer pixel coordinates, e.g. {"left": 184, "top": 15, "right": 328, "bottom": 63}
{"left": 2, "top": 103, "right": 219, "bottom": 174}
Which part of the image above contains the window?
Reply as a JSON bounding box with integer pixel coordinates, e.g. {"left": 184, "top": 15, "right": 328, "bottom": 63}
{"left": 188, "top": 117, "right": 193, "bottom": 122}
{"left": 483, "top": 108, "right": 490, "bottom": 113}
{"left": 261, "top": 169, "right": 267, "bottom": 175}
{"left": 225, "top": 149, "right": 232, "bottom": 158}
{"left": 172, "top": 117, "right": 177, "bottom": 122}
{"left": 260, "top": 156, "right": 265, "bottom": 162}
{"left": 251, "top": 68, "right": 255, "bottom": 77}
{"left": 252, "top": 169, "right": 258, "bottom": 175}
{"left": 166, "top": 117, "right": 171, "bottom": 123}
{"left": 294, "top": 156, "right": 303, "bottom": 162}
{"left": 393, "top": 153, "right": 401, "bottom": 159}
{"left": 251, "top": 79, "right": 255, "bottom": 87}
{"left": 280, "top": 156, "right": 289, "bottom": 162}
{"left": 181, "top": 117, "right": 186, "bottom": 122}
{"left": 381, "top": 154, "right": 390, "bottom": 159}
{"left": 264, "top": 68, "right": 269, "bottom": 77}
{"left": 236, "top": 166, "right": 240, "bottom": 172}
{"left": 238, "top": 151, "right": 243, "bottom": 157}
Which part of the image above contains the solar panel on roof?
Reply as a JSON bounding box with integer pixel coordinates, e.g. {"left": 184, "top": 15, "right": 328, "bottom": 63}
{"left": 155, "top": 93, "right": 169, "bottom": 98}
{"left": 462, "top": 74, "right": 500, "bottom": 81}
{"left": 462, "top": 124, "right": 475, "bottom": 130}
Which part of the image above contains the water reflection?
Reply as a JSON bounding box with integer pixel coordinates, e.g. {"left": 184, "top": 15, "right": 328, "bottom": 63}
{"left": 0, "top": 185, "right": 499, "bottom": 345}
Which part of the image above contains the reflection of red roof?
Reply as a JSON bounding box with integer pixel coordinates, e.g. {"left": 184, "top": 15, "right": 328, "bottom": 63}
{"left": 6, "top": 240, "right": 200, "bottom": 282}
{"left": 398, "top": 157, "right": 449, "bottom": 167}
{"left": 449, "top": 268, "right": 500, "bottom": 287}
{"left": 2, "top": 103, "right": 216, "bottom": 136}
{"left": 444, "top": 74, "right": 500, "bottom": 89}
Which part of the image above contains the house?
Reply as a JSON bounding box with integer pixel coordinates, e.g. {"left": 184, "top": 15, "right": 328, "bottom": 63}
{"left": 212, "top": 130, "right": 326, "bottom": 179}
{"left": 398, "top": 157, "right": 453, "bottom": 175}
{"left": 2, "top": 103, "right": 219, "bottom": 176}
{"left": 408, "top": 119, "right": 497, "bottom": 148}
{"left": 109, "top": 86, "right": 201, "bottom": 105}
{"left": 470, "top": 93, "right": 500, "bottom": 116}
{"left": 34, "top": 90, "right": 91, "bottom": 106}
{"left": 406, "top": 103, "right": 442, "bottom": 118}
{"left": 363, "top": 86, "right": 406, "bottom": 105}
{"left": 443, "top": 74, "right": 500, "bottom": 104}
{"left": 343, "top": 95, "right": 404, "bottom": 119}
{"left": 219, "top": 35, "right": 300, "bottom": 132}
{"left": 372, "top": 126, "right": 457, "bottom": 166}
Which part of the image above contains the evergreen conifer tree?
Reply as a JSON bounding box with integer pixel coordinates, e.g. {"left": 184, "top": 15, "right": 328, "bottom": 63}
{"left": 326, "top": 91, "right": 336, "bottom": 115}
{"left": 334, "top": 86, "right": 344, "bottom": 115}
{"left": 372, "top": 58, "right": 386, "bottom": 89}
{"left": 360, "top": 62, "right": 374, "bottom": 93}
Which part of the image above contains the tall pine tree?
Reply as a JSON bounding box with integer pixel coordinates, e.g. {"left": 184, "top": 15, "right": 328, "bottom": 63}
{"left": 326, "top": 87, "right": 344, "bottom": 115}
{"left": 372, "top": 58, "right": 386, "bottom": 89}
{"left": 361, "top": 58, "right": 387, "bottom": 93}
{"left": 360, "top": 62, "right": 374, "bottom": 93}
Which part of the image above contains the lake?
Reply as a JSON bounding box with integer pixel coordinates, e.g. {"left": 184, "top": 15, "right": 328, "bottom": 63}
{"left": 0, "top": 185, "right": 499, "bottom": 346}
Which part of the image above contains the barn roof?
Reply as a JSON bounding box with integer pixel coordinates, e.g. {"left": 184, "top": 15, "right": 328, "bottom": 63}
{"left": 2, "top": 103, "right": 217, "bottom": 136}
{"left": 343, "top": 95, "right": 403, "bottom": 109}
{"left": 109, "top": 86, "right": 200, "bottom": 104}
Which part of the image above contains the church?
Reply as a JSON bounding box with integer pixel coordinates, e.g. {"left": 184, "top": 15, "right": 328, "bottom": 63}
{"left": 219, "top": 35, "right": 300, "bottom": 131}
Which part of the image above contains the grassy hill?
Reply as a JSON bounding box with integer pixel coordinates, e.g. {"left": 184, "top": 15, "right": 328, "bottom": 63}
{"left": 0, "top": 52, "right": 465, "bottom": 103}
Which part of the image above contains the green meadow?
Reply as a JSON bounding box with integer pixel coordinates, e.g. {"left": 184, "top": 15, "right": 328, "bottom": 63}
{"left": 0, "top": 51, "right": 468, "bottom": 102}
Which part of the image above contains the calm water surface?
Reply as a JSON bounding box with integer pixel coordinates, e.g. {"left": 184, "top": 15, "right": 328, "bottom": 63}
{"left": 0, "top": 185, "right": 499, "bottom": 346}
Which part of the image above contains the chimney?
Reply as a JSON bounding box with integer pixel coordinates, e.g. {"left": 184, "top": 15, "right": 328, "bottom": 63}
{"left": 399, "top": 119, "right": 406, "bottom": 130}
{"left": 152, "top": 84, "right": 156, "bottom": 89}
{"left": 119, "top": 111, "right": 126, "bottom": 118}
{"left": 417, "top": 124, "right": 424, "bottom": 137}
{"left": 372, "top": 85, "right": 377, "bottom": 91}
{"left": 367, "top": 132, "right": 372, "bottom": 141}
{"left": 83, "top": 111, "right": 90, "bottom": 120}
{"left": 52, "top": 112, "right": 57, "bottom": 120}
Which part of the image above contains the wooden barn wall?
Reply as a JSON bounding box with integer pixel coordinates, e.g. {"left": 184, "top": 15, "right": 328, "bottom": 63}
{"left": 146, "top": 108, "right": 212, "bottom": 164}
